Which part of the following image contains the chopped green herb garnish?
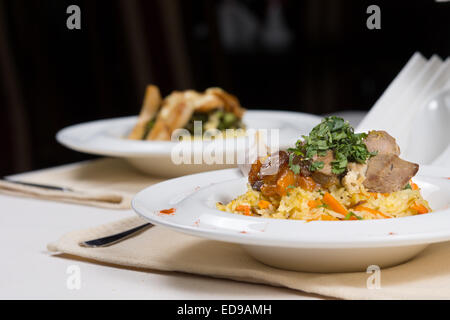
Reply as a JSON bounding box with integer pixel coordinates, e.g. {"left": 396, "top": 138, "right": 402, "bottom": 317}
{"left": 288, "top": 116, "right": 377, "bottom": 174}
{"left": 344, "top": 211, "right": 362, "bottom": 220}
{"left": 404, "top": 183, "right": 412, "bottom": 190}
{"left": 287, "top": 148, "right": 304, "bottom": 157}
{"left": 309, "top": 161, "right": 324, "bottom": 172}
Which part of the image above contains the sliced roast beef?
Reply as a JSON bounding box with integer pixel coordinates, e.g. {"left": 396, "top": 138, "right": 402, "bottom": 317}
{"left": 310, "top": 150, "right": 340, "bottom": 188}
{"left": 363, "top": 154, "right": 419, "bottom": 193}
{"left": 289, "top": 153, "right": 312, "bottom": 177}
{"left": 364, "top": 130, "right": 400, "bottom": 156}
{"left": 362, "top": 130, "right": 418, "bottom": 192}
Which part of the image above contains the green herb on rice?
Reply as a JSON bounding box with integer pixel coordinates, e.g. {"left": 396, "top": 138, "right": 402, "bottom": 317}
{"left": 344, "top": 211, "right": 362, "bottom": 220}
{"left": 288, "top": 116, "right": 377, "bottom": 174}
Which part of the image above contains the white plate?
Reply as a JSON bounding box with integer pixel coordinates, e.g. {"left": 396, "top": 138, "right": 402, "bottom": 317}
{"left": 56, "top": 110, "right": 321, "bottom": 177}
{"left": 132, "top": 166, "right": 450, "bottom": 273}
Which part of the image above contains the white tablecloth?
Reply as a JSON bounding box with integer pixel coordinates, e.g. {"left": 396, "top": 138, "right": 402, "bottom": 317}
{"left": 0, "top": 177, "right": 323, "bottom": 299}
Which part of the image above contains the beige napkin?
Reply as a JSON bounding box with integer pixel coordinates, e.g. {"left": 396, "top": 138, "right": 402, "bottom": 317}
{"left": 48, "top": 216, "right": 450, "bottom": 300}
{"left": 0, "top": 158, "right": 164, "bottom": 209}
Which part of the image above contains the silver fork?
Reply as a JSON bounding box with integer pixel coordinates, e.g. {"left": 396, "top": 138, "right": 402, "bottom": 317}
{"left": 79, "top": 223, "right": 153, "bottom": 248}
{"left": 2, "top": 177, "right": 74, "bottom": 192}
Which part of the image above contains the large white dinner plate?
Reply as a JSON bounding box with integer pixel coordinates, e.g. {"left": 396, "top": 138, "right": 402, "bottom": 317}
{"left": 132, "top": 166, "right": 450, "bottom": 273}
{"left": 56, "top": 110, "right": 321, "bottom": 177}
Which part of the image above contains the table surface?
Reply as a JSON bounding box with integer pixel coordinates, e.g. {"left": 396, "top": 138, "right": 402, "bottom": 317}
{"left": 0, "top": 177, "right": 325, "bottom": 300}
{"left": 1, "top": 110, "right": 369, "bottom": 300}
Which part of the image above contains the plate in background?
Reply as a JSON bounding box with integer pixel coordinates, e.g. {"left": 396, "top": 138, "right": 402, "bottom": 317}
{"left": 56, "top": 110, "right": 321, "bottom": 177}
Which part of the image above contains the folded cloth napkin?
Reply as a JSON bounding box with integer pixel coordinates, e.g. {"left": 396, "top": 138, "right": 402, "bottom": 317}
{"left": 48, "top": 216, "right": 450, "bottom": 300}
{"left": 0, "top": 158, "right": 164, "bottom": 209}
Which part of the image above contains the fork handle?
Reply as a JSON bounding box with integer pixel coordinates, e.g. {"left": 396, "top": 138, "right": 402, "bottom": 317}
{"left": 79, "top": 223, "right": 153, "bottom": 248}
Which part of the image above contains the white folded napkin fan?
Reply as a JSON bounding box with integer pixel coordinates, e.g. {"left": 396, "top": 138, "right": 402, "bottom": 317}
{"left": 356, "top": 52, "right": 450, "bottom": 167}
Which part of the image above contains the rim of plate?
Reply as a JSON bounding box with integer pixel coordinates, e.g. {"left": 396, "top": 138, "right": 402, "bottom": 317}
{"left": 55, "top": 110, "right": 321, "bottom": 157}
{"left": 132, "top": 165, "right": 450, "bottom": 249}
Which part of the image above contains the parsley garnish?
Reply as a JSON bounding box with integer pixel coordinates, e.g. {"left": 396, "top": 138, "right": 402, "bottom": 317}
{"left": 404, "top": 183, "right": 412, "bottom": 190}
{"left": 309, "top": 161, "right": 324, "bottom": 172}
{"left": 288, "top": 116, "right": 377, "bottom": 174}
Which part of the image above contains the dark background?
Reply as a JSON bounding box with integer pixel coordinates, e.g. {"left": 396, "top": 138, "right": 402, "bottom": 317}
{"left": 1, "top": 0, "right": 449, "bottom": 176}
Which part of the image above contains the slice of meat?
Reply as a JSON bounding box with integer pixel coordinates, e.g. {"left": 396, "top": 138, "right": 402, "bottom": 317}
{"left": 364, "top": 130, "right": 400, "bottom": 156}
{"left": 363, "top": 154, "right": 419, "bottom": 193}
{"left": 310, "top": 150, "right": 340, "bottom": 188}
{"left": 288, "top": 153, "right": 311, "bottom": 177}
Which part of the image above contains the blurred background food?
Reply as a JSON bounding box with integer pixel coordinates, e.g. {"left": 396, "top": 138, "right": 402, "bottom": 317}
{"left": 1, "top": 0, "right": 450, "bottom": 176}
{"left": 127, "top": 85, "right": 245, "bottom": 140}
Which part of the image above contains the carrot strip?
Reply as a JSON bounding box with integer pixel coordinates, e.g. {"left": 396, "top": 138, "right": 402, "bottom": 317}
{"left": 236, "top": 205, "right": 251, "bottom": 216}
{"left": 276, "top": 170, "right": 295, "bottom": 196}
{"left": 411, "top": 182, "right": 419, "bottom": 190}
{"left": 258, "top": 200, "right": 270, "bottom": 209}
{"left": 308, "top": 199, "right": 321, "bottom": 208}
{"left": 320, "top": 214, "right": 338, "bottom": 221}
{"left": 410, "top": 203, "right": 428, "bottom": 214}
{"left": 354, "top": 205, "right": 390, "bottom": 219}
{"left": 322, "top": 192, "right": 348, "bottom": 215}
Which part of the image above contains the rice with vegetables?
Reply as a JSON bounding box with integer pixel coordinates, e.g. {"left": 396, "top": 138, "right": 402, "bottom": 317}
{"left": 217, "top": 116, "right": 431, "bottom": 221}
{"left": 217, "top": 181, "right": 430, "bottom": 221}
